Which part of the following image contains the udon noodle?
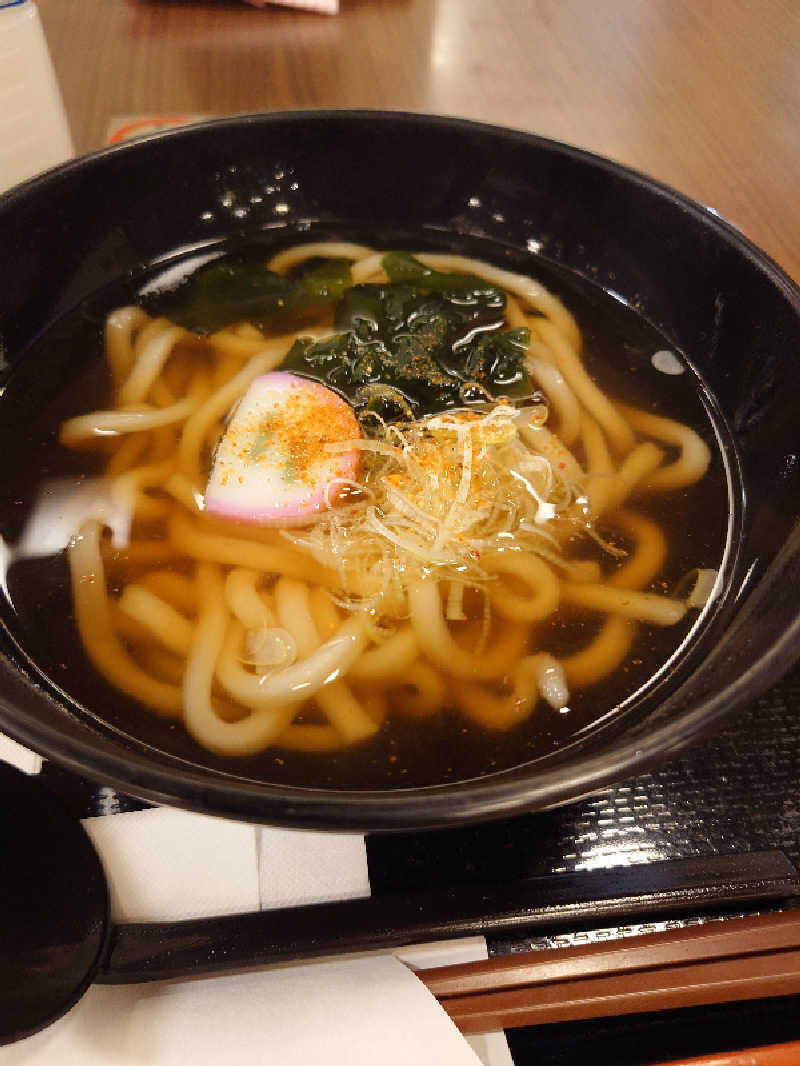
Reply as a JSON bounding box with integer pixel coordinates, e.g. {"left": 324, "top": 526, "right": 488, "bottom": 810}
{"left": 58, "top": 244, "right": 712, "bottom": 757}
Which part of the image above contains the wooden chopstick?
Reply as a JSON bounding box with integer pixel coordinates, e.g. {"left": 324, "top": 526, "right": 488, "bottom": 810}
{"left": 434, "top": 946, "right": 800, "bottom": 1033}
{"left": 421, "top": 911, "right": 800, "bottom": 998}
{"left": 416, "top": 910, "right": 800, "bottom": 1034}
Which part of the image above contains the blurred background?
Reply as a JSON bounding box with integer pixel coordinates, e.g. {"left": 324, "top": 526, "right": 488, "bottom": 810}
{"left": 35, "top": 0, "right": 800, "bottom": 283}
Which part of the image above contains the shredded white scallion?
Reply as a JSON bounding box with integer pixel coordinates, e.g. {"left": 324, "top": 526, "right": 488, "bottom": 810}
{"left": 290, "top": 402, "right": 588, "bottom": 606}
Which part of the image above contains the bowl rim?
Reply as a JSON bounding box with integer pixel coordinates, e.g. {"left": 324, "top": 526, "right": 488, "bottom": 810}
{"left": 5, "top": 106, "right": 800, "bottom": 294}
{"left": 2, "top": 108, "right": 800, "bottom": 830}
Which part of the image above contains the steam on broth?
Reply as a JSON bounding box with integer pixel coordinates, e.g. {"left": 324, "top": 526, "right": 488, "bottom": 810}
{"left": 0, "top": 242, "right": 730, "bottom": 788}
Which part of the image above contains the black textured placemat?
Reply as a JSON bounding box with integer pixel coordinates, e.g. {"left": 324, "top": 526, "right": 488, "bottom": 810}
{"left": 367, "top": 661, "right": 800, "bottom": 900}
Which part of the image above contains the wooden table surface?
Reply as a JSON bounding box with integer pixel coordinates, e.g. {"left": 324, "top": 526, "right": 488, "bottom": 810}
{"left": 36, "top": 0, "right": 799, "bottom": 284}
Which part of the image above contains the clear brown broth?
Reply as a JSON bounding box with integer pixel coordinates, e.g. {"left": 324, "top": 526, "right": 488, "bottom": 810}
{"left": 0, "top": 240, "right": 735, "bottom": 789}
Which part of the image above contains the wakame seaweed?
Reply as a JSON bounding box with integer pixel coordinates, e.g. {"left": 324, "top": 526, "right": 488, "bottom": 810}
{"left": 289, "top": 253, "right": 532, "bottom": 418}
{"left": 150, "top": 252, "right": 533, "bottom": 418}
{"left": 148, "top": 256, "right": 353, "bottom": 334}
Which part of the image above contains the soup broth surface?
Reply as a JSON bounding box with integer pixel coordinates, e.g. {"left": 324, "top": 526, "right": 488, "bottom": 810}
{"left": 0, "top": 237, "right": 736, "bottom": 789}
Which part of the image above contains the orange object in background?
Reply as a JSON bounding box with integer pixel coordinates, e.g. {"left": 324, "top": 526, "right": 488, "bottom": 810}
{"left": 105, "top": 114, "right": 211, "bottom": 145}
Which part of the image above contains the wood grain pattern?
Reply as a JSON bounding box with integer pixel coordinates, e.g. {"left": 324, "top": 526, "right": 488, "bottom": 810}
{"left": 35, "top": 0, "right": 800, "bottom": 284}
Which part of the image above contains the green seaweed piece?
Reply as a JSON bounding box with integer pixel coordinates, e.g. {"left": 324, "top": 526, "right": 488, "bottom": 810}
{"left": 153, "top": 257, "right": 289, "bottom": 334}
{"left": 282, "top": 258, "right": 353, "bottom": 311}
{"left": 382, "top": 252, "right": 505, "bottom": 305}
{"left": 283, "top": 334, "right": 350, "bottom": 374}
{"left": 149, "top": 256, "right": 352, "bottom": 335}
{"left": 285, "top": 273, "right": 530, "bottom": 419}
{"left": 462, "top": 327, "right": 532, "bottom": 397}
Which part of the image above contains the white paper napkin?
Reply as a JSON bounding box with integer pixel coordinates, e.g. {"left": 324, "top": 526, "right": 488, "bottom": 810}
{"left": 82, "top": 808, "right": 261, "bottom": 921}
{"left": 3, "top": 957, "right": 493, "bottom": 1066}
{"left": 0, "top": 735, "right": 515, "bottom": 1065}
{"left": 257, "top": 824, "right": 371, "bottom": 908}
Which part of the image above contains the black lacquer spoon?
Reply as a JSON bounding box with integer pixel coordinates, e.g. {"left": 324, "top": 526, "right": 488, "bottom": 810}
{"left": 2, "top": 759, "right": 109, "bottom": 1044}
{"left": 2, "top": 759, "right": 798, "bottom": 1046}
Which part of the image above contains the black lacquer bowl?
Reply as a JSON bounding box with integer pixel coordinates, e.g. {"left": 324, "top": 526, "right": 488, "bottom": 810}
{"left": 1, "top": 111, "right": 799, "bottom": 830}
